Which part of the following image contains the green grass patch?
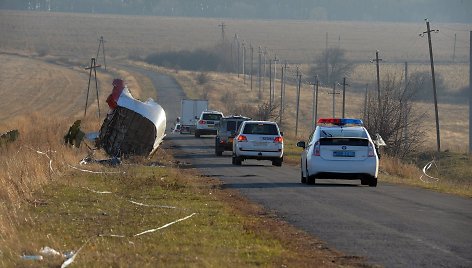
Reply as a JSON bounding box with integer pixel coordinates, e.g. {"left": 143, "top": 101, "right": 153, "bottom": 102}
{"left": 282, "top": 137, "right": 304, "bottom": 166}
{"left": 3, "top": 165, "right": 290, "bottom": 267}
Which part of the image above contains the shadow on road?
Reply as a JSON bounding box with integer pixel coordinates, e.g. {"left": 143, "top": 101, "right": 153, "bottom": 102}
{"left": 223, "top": 182, "right": 303, "bottom": 189}
{"left": 223, "top": 182, "right": 360, "bottom": 189}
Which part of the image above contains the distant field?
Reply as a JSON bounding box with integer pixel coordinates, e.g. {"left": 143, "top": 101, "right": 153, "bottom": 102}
{"left": 0, "top": 10, "right": 470, "bottom": 64}
{"left": 0, "top": 54, "right": 89, "bottom": 129}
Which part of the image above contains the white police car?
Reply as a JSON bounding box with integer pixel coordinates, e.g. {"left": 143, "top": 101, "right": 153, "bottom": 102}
{"left": 297, "top": 118, "right": 379, "bottom": 186}
{"left": 232, "top": 121, "right": 284, "bottom": 166}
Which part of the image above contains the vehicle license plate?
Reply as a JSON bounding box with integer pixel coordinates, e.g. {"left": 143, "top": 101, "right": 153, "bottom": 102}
{"left": 206, "top": 121, "right": 214, "bottom": 124}
{"left": 333, "top": 151, "right": 355, "bottom": 157}
{"left": 254, "top": 142, "right": 267, "bottom": 146}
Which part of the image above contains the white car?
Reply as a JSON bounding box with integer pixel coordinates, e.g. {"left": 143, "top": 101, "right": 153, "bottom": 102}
{"left": 297, "top": 118, "right": 379, "bottom": 186}
{"left": 194, "top": 110, "right": 224, "bottom": 137}
{"left": 232, "top": 121, "right": 284, "bottom": 166}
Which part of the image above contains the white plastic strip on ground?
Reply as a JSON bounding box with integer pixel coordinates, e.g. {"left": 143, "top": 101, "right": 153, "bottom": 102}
{"left": 129, "top": 200, "right": 176, "bottom": 209}
{"left": 83, "top": 187, "right": 112, "bottom": 194}
{"left": 83, "top": 187, "right": 175, "bottom": 208}
{"left": 57, "top": 213, "right": 196, "bottom": 266}
{"left": 98, "top": 234, "right": 126, "bottom": 238}
{"left": 134, "top": 213, "right": 197, "bottom": 237}
{"left": 68, "top": 164, "right": 123, "bottom": 174}
{"left": 60, "top": 238, "right": 90, "bottom": 268}
{"left": 420, "top": 160, "right": 440, "bottom": 183}
{"left": 27, "top": 147, "right": 55, "bottom": 173}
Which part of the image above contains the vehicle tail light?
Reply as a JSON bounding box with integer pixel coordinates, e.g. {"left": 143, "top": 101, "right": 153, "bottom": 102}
{"left": 237, "top": 135, "right": 247, "bottom": 142}
{"left": 368, "top": 142, "right": 375, "bottom": 157}
{"left": 274, "top": 136, "right": 283, "bottom": 143}
{"left": 313, "top": 141, "right": 320, "bottom": 156}
{"left": 198, "top": 120, "right": 206, "bottom": 125}
{"left": 219, "top": 140, "right": 226, "bottom": 144}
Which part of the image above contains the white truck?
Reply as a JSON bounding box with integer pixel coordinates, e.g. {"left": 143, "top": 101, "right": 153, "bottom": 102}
{"left": 180, "top": 99, "right": 208, "bottom": 134}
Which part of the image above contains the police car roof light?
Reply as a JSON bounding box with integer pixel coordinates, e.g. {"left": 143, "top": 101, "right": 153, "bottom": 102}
{"left": 317, "top": 118, "right": 363, "bottom": 126}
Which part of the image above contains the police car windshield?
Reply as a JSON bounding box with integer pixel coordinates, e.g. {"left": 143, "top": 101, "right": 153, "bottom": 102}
{"left": 320, "top": 128, "right": 367, "bottom": 138}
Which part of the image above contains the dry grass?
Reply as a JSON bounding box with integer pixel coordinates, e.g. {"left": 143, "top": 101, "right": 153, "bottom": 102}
{"left": 351, "top": 63, "right": 470, "bottom": 92}
{"left": 380, "top": 155, "right": 472, "bottom": 197}
{"left": 0, "top": 114, "right": 93, "bottom": 253}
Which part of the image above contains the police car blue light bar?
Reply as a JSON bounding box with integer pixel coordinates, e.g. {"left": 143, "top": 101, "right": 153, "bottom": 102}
{"left": 317, "top": 118, "right": 364, "bottom": 126}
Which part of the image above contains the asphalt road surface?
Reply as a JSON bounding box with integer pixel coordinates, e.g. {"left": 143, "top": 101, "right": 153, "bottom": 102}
{"left": 129, "top": 65, "right": 472, "bottom": 267}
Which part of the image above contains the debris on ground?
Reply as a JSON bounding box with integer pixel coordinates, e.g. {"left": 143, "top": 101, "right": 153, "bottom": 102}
{"left": 80, "top": 155, "right": 121, "bottom": 166}
{"left": 97, "top": 79, "right": 167, "bottom": 157}
{"left": 64, "top": 120, "right": 84, "bottom": 148}
{"left": 0, "top": 129, "right": 19, "bottom": 146}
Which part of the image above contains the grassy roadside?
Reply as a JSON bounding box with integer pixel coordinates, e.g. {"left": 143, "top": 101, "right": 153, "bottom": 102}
{"left": 1, "top": 146, "right": 367, "bottom": 267}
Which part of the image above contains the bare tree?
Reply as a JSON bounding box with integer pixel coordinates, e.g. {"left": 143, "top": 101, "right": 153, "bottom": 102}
{"left": 228, "top": 101, "right": 279, "bottom": 121}
{"left": 363, "top": 73, "right": 426, "bottom": 157}
{"left": 311, "top": 47, "right": 354, "bottom": 86}
{"left": 255, "top": 101, "right": 279, "bottom": 121}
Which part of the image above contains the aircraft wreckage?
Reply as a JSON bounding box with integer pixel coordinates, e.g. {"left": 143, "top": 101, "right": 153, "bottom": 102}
{"left": 96, "top": 79, "right": 166, "bottom": 156}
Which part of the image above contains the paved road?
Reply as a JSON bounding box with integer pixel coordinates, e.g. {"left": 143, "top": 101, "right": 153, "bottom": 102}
{"left": 129, "top": 66, "right": 472, "bottom": 268}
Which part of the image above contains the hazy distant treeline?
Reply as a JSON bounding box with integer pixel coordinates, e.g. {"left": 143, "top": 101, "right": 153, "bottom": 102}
{"left": 1, "top": 0, "right": 471, "bottom": 23}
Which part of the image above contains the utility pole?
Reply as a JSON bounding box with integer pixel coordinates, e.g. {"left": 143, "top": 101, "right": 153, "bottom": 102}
{"left": 218, "top": 22, "right": 226, "bottom": 42}
{"left": 332, "top": 83, "right": 336, "bottom": 118}
{"left": 269, "top": 59, "right": 272, "bottom": 107}
{"left": 342, "top": 77, "right": 348, "bottom": 118}
{"left": 84, "top": 58, "right": 101, "bottom": 118}
{"left": 328, "top": 83, "right": 341, "bottom": 118}
{"left": 273, "top": 55, "right": 278, "bottom": 106}
{"left": 279, "top": 62, "right": 285, "bottom": 125}
{"left": 263, "top": 48, "right": 267, "bottom": 91}
{"left": 295, "top": 67, "right": 301, "bottom": 137}
{"left": 453, "top": 33, "right": 457, "bottom": 63}
{"left": 250, "top": 44, "right": 254, "bottom": 90}
{"left": 282, "top": 62, "right": 288, "bottom": 124}
{"left": 315, "top": 77, "right": 319, "bottom": 128}
{"left": 258, "top": 46, "right": 262, "bottom": 96}
{"left": 325, "top": 32, "right": 329, "bottom": 83}
{"left": 235, "top": 34, "right": 240, "bottom": 77}
{"left": 230, "top": 40, "right": 233, "bottom": 72}
{"left": 469, "top": 31, "right": 471, "bottom": 154}
{"left": 242, "top": 41, "right": 246, "bottom": 84}
{"left": 404, "top": 61, "right": 409, "bottom": 148}
{"left": 96, "top": 36, "right": 107, "bottom": 70}
{"left": 310, "top": 77, "right": 316, "bottom": 129}
{"left": 363, "top": 84, "right": 369, "bottom": 121}
{"left": 421, "top": 19, "right": 441, "bottom": 153}
{"left": 371, "top": 50, "right": 382, "bottom": 133}
{"left": 372, "top": 50, "right": 382, "bottom": 112}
